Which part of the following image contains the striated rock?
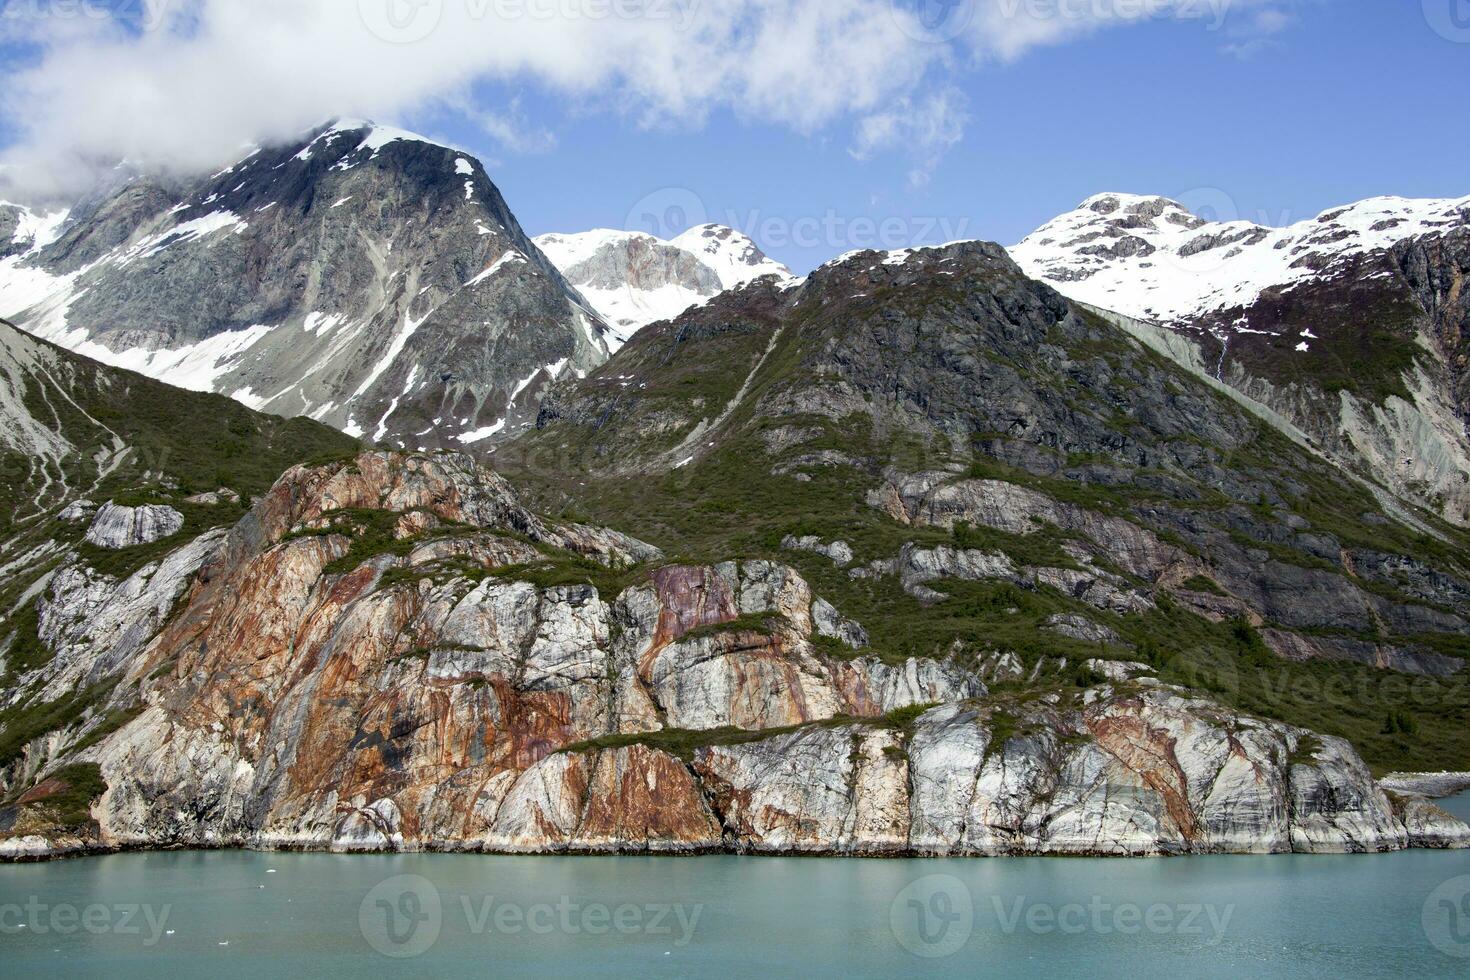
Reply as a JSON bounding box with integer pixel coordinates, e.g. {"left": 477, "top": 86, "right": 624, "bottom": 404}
{"left": 1261, "top": 628, "right": 1463, "bottom": 678}
{"left": 33, "top": 530, "right": 226, "bottom": 702}
{"left": 696, "top": 725, "right": 910, "bottom": 854}
{"left": 853, "top": 543, "right": 1016, "bottom": 603}
{"left": 1391, "top": 793, "right": 1470, "bottom": 849}
{"left": 1381, "top": 771, "right": 1470, "bottom": 798}
{"left": 183, "top": 488, "right": 241, "bottom": 506}
{"left": 83, "top": 502, "right": 184, "bottom": 549}
{"left": 891, "top": 476, "right": 1201, "bottom": 584}
{"left": 1045, "top": 614, "right": 1122, "bottom": 645}
{"left": 6, "top": 451, "right": 1467, "bottom": 861}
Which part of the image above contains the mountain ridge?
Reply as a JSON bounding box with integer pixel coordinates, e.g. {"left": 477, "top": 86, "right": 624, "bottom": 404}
{"left": 4, "top": 240, "right": 1470, "bottom": 861}
{"left": 0, "top": 119, "right": 610, "bottom": 450}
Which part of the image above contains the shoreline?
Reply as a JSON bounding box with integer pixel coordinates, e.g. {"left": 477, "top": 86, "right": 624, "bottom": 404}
{"left": 7, "top": 833, "right": 1470, "bottom": 865}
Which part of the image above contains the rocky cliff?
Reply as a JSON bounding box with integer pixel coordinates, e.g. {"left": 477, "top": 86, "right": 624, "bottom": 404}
{"left": 5, "top": 229, "right": 1470, "bottom": 862}
{"left": 0, "top": 120, "right": 609, "bottom": 449}
{"left": 3, "top": 451, "right": 1465, "bottom": 860}
{"left": 513, "top": 240, "right": 1470, "bottom": 774}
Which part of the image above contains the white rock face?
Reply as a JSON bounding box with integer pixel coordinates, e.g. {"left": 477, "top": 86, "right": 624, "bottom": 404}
{"left": 781, "top": 535, "right": 854, "bottom": 567}
{"left": 58, "top": 500, "right": 96, "bottom": 521}
{"left": 83, "top": 502, "right": 185, "bottom": 549}
{"left": 35, "top": 530, "right": 226, "bottom": 702}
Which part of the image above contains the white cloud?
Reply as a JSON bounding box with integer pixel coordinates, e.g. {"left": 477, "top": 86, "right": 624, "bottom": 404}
{"left": 0, "top": 0, "right": 1312, "bottom": 201}
{"left": 851, "top": 88, "right": 969, "bottom": 188}
{"left": 961, "top": 0, "right": 1296, "bottom": 61}
{"left": 0, "top": 0, "right": 944, "bottom": 198}
{"left": 462, "top": 97, "right": 558, "bottom": 154}
{"left": 1220, "top": 5, "right": 1295, "bottom": 59}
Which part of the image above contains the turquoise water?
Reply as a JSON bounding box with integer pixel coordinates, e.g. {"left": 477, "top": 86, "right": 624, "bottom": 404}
{"left": 3, "top": 793, "right": 1470, "bottom": 978}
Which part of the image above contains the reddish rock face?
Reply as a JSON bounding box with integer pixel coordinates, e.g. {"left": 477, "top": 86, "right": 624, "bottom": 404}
{"left": 647, "top": 565, "right": 739, "bottom": 649}
{"left": 11, "top": 451, "right": 1455, "bottom": 860}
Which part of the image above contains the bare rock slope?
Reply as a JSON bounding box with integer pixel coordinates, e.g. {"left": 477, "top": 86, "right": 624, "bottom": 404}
{"left": 3, "top": 451, "right": 1465, "bottom": 858}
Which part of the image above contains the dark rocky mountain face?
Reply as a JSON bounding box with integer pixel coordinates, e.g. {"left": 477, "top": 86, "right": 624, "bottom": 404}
{"left": 0, "top": 121, "right": 609, "bottom": 449}
{"left": 1012, "top": 194, "right": 1470, "bottom": 527}
{"left": 509, "top": 241, "right": 1470, "bottom": 773}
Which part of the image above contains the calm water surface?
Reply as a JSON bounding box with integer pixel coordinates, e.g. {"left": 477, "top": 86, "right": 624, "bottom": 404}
{"left": 4, "top": 791, "right": 1470, "bottom": 978}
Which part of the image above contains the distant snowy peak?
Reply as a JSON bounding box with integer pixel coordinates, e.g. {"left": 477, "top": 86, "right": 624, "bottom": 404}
{"left": 670, "top": 224, "right": 792, "bottom": 290}
{"left": 535, "top": 225, "right": 792, "bottom": 348}
{"left": 1010, "top": 191, "right": 1470, "bottom": 327}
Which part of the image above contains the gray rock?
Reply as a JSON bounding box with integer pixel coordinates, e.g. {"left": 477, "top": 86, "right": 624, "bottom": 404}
{"left": 1045, "top": 614, "right": 1121, "bottom": 645}
{"left": 782, "top": 535, "right": 855, "bottom": 568}
{"left": 84, "top": 502, "right": 184, "bottom": 549}
{"left": 58, "top": 500, "right": 96, "bottom": 521}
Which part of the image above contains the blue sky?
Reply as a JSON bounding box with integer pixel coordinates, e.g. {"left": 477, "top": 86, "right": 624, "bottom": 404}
{"left": 1, "top": 1, "right": 1466, "bottom": 272}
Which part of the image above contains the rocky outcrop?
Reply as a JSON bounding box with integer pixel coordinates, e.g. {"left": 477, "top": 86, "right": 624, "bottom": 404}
{"left": 781, "top": 535, "right": 854, "bottom": 568}
{"left": 3, "top": 452, "right": 1464, "bottom": 860}
{"left": 83, "top": 502, "right": 185, "bottom": 549}
{"left": 1381, "top": 772, "right": 1470, "bottom": 798}
{"left": 32, "top": 530, "right": 226, "bottom": 703}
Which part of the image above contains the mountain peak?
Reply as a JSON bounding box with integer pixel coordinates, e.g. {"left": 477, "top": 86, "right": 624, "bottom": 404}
{"left": 535, "top": 224, "right": 792, "bottom": 348}
{"left": 1010, "top": 190, "right": 1470, "bottom": 328}
{"left": 0, "top": 119, "right": 607, "bottom": 451}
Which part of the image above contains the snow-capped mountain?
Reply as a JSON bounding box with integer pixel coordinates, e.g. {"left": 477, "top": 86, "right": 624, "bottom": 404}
{"left": 535, "top": 224, "right": 791, "bottom": 346}
{"left": 1011, "top": 192, "right": 1470, "bottom": 332}
{"left": 1012, "top": 192, "right": 1470, "bottom": 526}
{"left": 0, "top": 119, "right": 609, "bottom": 449}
